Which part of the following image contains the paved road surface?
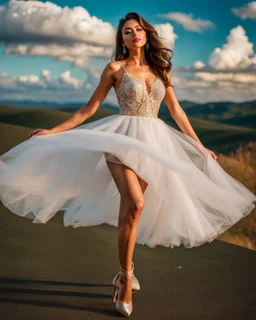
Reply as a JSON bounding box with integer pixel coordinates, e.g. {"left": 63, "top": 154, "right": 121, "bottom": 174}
{"left": 0, "top": 204, "right": 255, "bottom": 320}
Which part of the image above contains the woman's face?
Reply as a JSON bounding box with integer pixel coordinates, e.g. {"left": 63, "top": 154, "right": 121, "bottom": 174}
{"left": 122, "top": 19, "right": 147, "bottom": 50}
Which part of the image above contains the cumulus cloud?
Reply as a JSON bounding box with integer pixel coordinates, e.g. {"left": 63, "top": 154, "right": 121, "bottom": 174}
{"left": 194, "top": 61, "right": 205, "bottom": 69}
{"left": 0, "top": 64, "right": 126, "bottom": 104}
{"left": 231, "top": 1, "right": 256, "bottom": 20}
{"left": 173, "top": 25, "right": 256, "bottom": 94}
{"left": 154, "top": 23, "right": 178, "bottom": 50}
{"left": 169, "top": 25, "right": 256, "bottom": 102}
{"left": 157, "top": 12, "right": 215, "bottom": 33}
{"left": 0, "top": 2, "right": 254, "bottom": 103}
{"left": 170, "top": 71, "right": 256, "bottom": 103}
{"left": 208, "top": 25, "right": 256, "bottom": 71}
{"left": 59, "top": 70, "right": 84, "bottom": 89}
{"left": 0, "top": 0, "right": 115, "bottom": 45}
{"left": 0, "top": 0, "right": 116, "bottom": 66}
{"left": 0, "top": 1, "right": 178, "bottom": 66}
{"left": 0, "top": 68, "right": 101, "bottom": 102}
{"left": 195, "top": 72, "right": 256, "bottom": 83}
{"left": 1, "top": 66, "right": 255, "bottom": 104}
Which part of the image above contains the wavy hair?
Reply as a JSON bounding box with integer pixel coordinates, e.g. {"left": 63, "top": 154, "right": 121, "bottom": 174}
{"left": 111, "top": 12, "right": 174, "bottom": 88}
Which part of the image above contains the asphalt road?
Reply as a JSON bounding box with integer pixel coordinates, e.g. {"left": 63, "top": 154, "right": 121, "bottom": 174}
{"left": 0, "top": 204, "right": 255, "bottom": 320}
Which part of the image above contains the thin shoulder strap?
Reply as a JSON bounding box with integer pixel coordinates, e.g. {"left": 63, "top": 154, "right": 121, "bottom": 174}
{"left": 118, "top": 61, "right": 127, "bottom": 73}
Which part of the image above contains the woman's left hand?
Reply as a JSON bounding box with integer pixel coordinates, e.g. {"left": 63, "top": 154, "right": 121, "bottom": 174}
{"left": 204, "top": 147, "right": 218, "bottom": 160}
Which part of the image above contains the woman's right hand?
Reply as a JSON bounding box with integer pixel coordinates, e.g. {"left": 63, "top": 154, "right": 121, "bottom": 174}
{"left": 28, "top": 128, "right": 52, "bottom": 138}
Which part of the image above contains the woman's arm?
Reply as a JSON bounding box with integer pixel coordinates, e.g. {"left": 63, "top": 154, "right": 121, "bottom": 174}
{"left": 50, "top": 62, "right": 115, "bottom": 133}
{"left": 163, "top": 74, "right": 217, "bottom": 160}
{"left": 163, "top": 74, "right": 204, "bottom": 146}
{"left": 29, "top": 62, "right": 115, "bottom": 137}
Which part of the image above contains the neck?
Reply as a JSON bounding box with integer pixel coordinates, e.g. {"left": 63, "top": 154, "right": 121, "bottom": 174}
{"left": 126, "top": 48, "right": 147, "bottom": 66}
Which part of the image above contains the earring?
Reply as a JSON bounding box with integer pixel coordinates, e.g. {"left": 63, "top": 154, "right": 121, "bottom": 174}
{"left": 145, "top": 40, "right": 149, "bottom": 50}
{"left": 122, "top": 45, "right": 127, "bottom": 54}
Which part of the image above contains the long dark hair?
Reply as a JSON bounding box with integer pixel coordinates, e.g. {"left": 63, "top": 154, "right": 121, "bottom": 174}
{"left": 112, "top": 12, "right": 174, "bottom": 88}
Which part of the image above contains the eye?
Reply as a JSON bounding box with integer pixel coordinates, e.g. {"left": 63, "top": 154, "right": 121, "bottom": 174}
{"left": 125, "top": 28, "right": 143, "bottom": 34}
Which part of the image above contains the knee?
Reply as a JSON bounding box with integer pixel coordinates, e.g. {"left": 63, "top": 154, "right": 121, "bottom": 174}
{"left": 126, "top": 198, "right": 144, "bottom": 213}
{"left": 134, "top": 199, "right": 144, "bottom": 212}
{"left": 121, "top": 198, "right": 144, "bottom": 226}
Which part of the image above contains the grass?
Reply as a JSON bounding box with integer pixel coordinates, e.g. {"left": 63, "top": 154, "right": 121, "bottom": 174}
{"left": 216, "top": 141, "right": 256, "bottom": 250}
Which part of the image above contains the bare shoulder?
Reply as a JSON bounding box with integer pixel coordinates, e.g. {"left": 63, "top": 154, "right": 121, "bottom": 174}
{"left": 103, "top": 61, "right": 123, "bottom": 81}
{"left": 108, "top": 60, "right": 124, "bottom": 72}
{"left": 104, "top": 61, "right": 123, "bottom": 72}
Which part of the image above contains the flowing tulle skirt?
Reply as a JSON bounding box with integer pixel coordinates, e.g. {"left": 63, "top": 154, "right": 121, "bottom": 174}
{"left": 0, "top": 114, "right": 255, "bottom": 248}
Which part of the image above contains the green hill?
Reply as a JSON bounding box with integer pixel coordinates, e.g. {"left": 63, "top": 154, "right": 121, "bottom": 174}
{"left": 0, "top": 105, "right": 113, "bottom": 129}
{"left": 0, "top": 104, "right": 255, "bottom": 155}
{"left": 159, "top": 100, "right": 256, "bottom": 128}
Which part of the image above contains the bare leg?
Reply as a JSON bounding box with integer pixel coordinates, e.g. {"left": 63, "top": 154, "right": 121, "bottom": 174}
{"left": 106, "top": 160, "right": 148, "bottom": 304}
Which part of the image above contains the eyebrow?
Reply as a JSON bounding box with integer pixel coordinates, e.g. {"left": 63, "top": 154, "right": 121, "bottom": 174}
{"left": 124, "top": 24, "right": 141, "bottom": 31}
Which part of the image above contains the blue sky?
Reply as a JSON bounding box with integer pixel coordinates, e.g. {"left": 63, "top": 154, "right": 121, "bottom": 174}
{"left": 0, "top": 0, "right": 255, "bottom": 104}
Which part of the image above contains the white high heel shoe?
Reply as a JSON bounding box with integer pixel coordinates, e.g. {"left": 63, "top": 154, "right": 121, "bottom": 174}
{"left": 112, "top": 261, "right": 140, "bottom": 293}
{"left": 112, "top": 263, "right": 134, "bottom": 317}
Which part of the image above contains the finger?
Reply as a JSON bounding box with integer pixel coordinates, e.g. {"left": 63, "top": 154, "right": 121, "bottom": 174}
{"left": 30, "top": 130, "right": 38, "bottom": 136}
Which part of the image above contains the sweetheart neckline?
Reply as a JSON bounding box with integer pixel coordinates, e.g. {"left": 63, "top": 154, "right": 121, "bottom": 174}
{"left": 114, "top": 72, "right": 161, "bottom": 96}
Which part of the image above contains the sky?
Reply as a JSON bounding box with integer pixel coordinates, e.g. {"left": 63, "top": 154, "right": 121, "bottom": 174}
{"left": 0, "top": 0, "right": 255, "bottom": 105}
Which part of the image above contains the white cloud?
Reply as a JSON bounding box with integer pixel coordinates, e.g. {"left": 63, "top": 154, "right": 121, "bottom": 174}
{"left": 0, "top": 2, "right": 254, "bottom": 103}
{"left": 18, "top": 74, "right": 44, "bottom": 88}
{"left": 194, "top": 61, "right": 205, "bottom": 69}
{"left": 0, "top": 0, "right": 115, "bottom": 46}
{"left": 208, "top": 25, "right": 256, "bottom": 70}
{"left": 0, "top": 69, "right": 91, "bottom": 95}
{"left": 170, "top": 25, "right": 256, "bottom": 102}
{"left": 157, "top": 12, "right": 215, "bottom": 33}
{"left": 0, "top": 67, "right": 120, "bottom": 104}
{"left": 231, "top": 1, "right": 256, "bottom": 20}
{"left": 41, "top": 69, "right": 52, "bottom": 81}
{"left": 195, "top": 72, "right": 256, "bottom": 83}
{"left": 1, "top": 66, "right": 255, "bottom": 104}
{"left": 0, "top": 0, "right": 116, "bottom": 66}
{"left": 170, "top": 71, "right": 256, "bottom": 102}
{"left": 0, "top": 1, "right": 178, "bottom": 66}
{"left": 59, "top": 70, "right": 83, "bottom": 89}
{"left": 154, "top": 23, "right": 178, "bottom": 50}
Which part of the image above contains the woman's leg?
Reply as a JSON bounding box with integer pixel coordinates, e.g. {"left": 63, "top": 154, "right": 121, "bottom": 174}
{"left": 106, "top": 160, "right": 148, "bottom": 303}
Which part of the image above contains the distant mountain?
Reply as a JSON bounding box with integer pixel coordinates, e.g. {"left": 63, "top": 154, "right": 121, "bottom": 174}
{"left": 1, "top": 104, "right": 255, "bottom": 155}
{"left": 1, "top": 99, "right": 255, "bottom": 129}
{"left": 0, "top": 100, "right": 89, "bottom": 110}
{"left": 158, "top": 100, "right": 256, "bottom": 128}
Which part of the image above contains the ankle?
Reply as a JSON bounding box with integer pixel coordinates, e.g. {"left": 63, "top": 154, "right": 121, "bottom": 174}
{"left": 120, "top": 261, "right": 134, "bottom": 275}
{"left": 119, "top": 273, "right": 132, "bottom": 284}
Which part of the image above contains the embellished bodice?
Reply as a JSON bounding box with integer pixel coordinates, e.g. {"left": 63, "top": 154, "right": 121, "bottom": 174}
{"left": 114, "top": 62, "right": 166, "bottom": 118}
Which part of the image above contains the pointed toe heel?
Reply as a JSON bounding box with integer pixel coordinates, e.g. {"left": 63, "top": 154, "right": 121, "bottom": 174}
{"left": 112, "top": 262, "right": 134, "bottom": 317}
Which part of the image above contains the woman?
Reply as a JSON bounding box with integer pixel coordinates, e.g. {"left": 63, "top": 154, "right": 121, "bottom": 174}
{"left": 0, "top": 12, "right": 255, "bottom": 318}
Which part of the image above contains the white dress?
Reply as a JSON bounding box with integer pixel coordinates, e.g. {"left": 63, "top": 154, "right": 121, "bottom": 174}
{"left": 0, "top": 61, "right": 255, "bottom": 249}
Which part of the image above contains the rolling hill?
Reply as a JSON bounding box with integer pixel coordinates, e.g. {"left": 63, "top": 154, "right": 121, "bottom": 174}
{"left": 1, "top": 104, "right": 255, "bottom": 155}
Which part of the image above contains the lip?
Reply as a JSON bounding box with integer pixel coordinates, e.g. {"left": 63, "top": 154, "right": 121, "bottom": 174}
{"left": 133, "top": 37, "right": 141, "bottom": 43}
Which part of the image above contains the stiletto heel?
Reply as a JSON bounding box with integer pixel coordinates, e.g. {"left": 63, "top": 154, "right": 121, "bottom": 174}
{"left": 112, "top": 261, "right": 140, "bottom": 293}
{"left": 112, "top": 286, "right": 118, "bottom": 303}
{"left": 112, "top": 262, "right": 134, "bottom": 317}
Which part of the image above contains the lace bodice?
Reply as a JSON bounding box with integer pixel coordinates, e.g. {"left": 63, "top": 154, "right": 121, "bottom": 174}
{"left": 114, "top": 61, "right": 166, "bottom": 118}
